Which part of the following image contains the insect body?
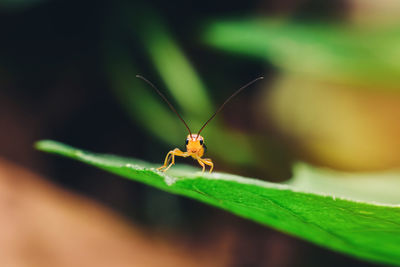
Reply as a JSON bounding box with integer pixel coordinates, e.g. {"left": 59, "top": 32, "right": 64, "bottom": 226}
{"left": 158, "top": 134, "right": 212, "bottom": 172}
{"left": 136, "top": 75, "right": 263, "bottom": 173}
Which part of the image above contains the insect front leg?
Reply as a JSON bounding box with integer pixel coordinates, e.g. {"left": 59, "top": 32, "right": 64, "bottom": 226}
{"left": 157, "top": 150, "right": 174, "bottom": 171}
{"left": 158, "top": 148, "right": 189, "bottom": 172}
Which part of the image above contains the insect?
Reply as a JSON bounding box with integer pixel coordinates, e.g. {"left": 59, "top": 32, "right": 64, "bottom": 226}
{"left": 136, "top": 75, "right": 264, "bottom": 173}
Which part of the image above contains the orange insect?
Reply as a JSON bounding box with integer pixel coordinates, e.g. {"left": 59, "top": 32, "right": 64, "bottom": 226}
{"left": 136, "top": 75, "right": 264, "bottom": 173}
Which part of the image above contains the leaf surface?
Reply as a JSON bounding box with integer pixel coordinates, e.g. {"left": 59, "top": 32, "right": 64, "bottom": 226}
{"left": 36, "top": 140, "right": 400, "bottom": 265}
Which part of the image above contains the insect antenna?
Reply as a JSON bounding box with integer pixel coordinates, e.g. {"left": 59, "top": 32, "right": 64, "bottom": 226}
{"left": 196, "top": 76, "right": 264, "bottom": 137}
{"left": 136, "top": 75, "right": 193, "bottom": 138}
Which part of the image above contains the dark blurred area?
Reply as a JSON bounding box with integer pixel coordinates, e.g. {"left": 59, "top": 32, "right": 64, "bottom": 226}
{"left": 1, "top": 0, "right": 399, "bottom": 266}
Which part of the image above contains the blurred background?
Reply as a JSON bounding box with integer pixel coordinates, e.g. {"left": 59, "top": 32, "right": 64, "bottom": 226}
{"left": 1, "top": 0, "right": 400, "bottom": 266}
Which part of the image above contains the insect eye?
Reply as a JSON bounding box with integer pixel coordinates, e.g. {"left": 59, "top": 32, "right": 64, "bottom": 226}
{"left": 185, "top": 139, "right": 189, "bottom": 145}
{"left": 200, "top": 140, "right": 203, "bottom": 145}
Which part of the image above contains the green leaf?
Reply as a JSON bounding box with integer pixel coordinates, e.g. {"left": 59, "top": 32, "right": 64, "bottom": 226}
{"left": 35, "top": 140, "right": 400, "bottom": 266}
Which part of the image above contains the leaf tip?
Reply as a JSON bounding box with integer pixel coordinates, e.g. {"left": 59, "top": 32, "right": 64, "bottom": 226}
{"left": 34, "top": 139, "right": 54, "bottom": 151}
{"left": 34, "top": 140, "right": 76, "bottom": 157}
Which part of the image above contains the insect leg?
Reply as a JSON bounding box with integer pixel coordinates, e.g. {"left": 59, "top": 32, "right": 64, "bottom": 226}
{"left": 161, "top": 148, "right": 190, "bottom": 172}
{"left": 164, "top": 153, "right": 176, "bottom": 171}
{"left": 201, "top": 158, "right": 214, "bottom": 173}
{"left": 197, "top": 159, "right": 206, "bottom": 172}
{"left": 157, "top": 150, "right": 174, "bottom": 171}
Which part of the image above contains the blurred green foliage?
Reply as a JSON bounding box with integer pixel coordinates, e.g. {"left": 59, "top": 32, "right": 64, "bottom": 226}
{"left": 104, "top": 42, "right": 183, "bottom": 145}
{"left": 0, "top": 0, "right": 45, "bottom": 9}
{"left": 203, "top": 19, "right": 400, "bottom": 89}
{"left": 103, "top": 8, "right": 283, "bottom": 172}
{"left": 138, "top": 15, "right": 214, "bottom": 120}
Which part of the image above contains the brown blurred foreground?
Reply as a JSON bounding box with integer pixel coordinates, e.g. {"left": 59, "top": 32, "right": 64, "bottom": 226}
{"left": 0, "top": 158, "right": 234, "bottom": 267}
